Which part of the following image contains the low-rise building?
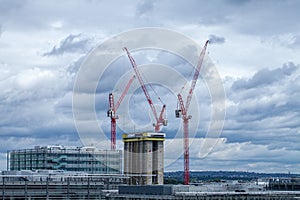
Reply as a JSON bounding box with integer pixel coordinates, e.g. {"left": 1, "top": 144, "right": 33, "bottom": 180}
{"left": 7, "top": 145, "right": 122, "bottom": 174}
{"left": 268, "top": 177, "right": 300, "bottom": 191}
{"left": 0, "top": 170, "right": 127, "bottom": 199}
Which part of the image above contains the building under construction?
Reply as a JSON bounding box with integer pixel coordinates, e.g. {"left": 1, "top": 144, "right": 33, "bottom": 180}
{"left": 123, "top": 132, "right": 165, "bottom": 185}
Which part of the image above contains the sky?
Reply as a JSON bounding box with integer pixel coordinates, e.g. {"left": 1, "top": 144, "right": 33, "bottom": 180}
{"left": 0, "top": 0, "right": 300, "bottom": 173}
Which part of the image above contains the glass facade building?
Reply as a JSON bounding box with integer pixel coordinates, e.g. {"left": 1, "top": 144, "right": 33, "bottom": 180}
{"left": 7, "top": 145, "right": 122, "bottom": 174}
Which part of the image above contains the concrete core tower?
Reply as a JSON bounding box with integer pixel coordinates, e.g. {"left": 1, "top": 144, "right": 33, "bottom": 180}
{"left": 123, "top": 132, "right": 165, "bottom": 185}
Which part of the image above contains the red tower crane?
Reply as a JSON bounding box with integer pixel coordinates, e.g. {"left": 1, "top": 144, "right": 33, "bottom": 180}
{"left": 123, "top": 47, "right": 167, "bottom": 132}
{"left": 107, "top": 75, "right": 136, "bottom": 150}
{"left": 175, "top": 40, "right": 209, "bottom": 185}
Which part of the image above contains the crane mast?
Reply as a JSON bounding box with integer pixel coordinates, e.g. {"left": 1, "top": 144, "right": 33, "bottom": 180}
{"left": 176, "top": 40, "right": 209, "bottom": 185}
{"left": 107, "top": 75, "right": 135, "bottom": 150}
{"left": 123, "top": 47, "right": 167, "bottom": 132}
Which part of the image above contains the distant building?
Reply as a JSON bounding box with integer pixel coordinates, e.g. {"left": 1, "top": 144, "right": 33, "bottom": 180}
{"left": 123, "top": 132, "right": 165, "bottom": 185}
{"left": 7, "top": 145, "right": 122, "bottom": 174}
{"left": 112, "top": 185, "right": 300, "bottom": 200}
{"left": 268, "top": 177, "right": 300, "bottom": 191}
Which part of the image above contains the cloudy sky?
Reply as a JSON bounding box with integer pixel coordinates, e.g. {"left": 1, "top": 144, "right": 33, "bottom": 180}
{"left": 1, "top": 0, "right": 300, "bottom": 174}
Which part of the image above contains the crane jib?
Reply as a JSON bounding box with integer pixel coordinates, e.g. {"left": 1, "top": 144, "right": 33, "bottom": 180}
{"left": 123, "top": 47, "right": 167, "bottom": 132}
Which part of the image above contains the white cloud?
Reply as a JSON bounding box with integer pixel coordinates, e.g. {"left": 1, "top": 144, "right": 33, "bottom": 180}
{"left": 15, "top": 68, "right": 55, "bottom": 90}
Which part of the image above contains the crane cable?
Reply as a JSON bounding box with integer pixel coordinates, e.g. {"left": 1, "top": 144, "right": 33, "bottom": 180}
{"left": 180, "top": 62, "right": 195, "bottom": 95}
{"left": 138, "top": 61, "right": 165, "bottom": 105}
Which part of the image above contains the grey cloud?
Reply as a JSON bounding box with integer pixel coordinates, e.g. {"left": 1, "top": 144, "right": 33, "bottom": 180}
{"left": 136, "top": 0, "right": 154, "bottom": 16}
{"left": 221, "top": 62, "right": 300, "bottom": 155}
{"left": 230, "top": 0, "right": 300, "bottom": 35}
{"left": 226, "top": 0, "right": 252, "bottom": 5}
{"left": 0, "top": 25, "right": 2, "bottom": 37}
{"left": 0, "top": 1, "right": 134, "bottom": 32}
{"left": 3, "top": 0, "right": 299, "bottom": 39}
{"left": 209, "top": 34, "right": 225, "bottom": 45}
{"left": 43, "top": 34, "right": 92, "bottom": 56}
{"left": 67, "top": 55, "right": 86, "bottom": 75}
{"left": 136, "top": 0, "right": 300, "bottom": 36}
{"left": 288, "top": 35, "right": 300, "bottom": 48}
{"left": 232, "top": 62, "right": 299, "bottom": 90}
{"left": 1, "top": 0, "right": 300, "bottom": 173}
{"left": 0, "top": 0, "right": 26, "bottom": 14}
{"left": 1, "top": 0, "right": 300, "bottom": 39}
{"left": 165, "top": 138, "right": 300, "bottom": 173}
{"left": 235, "top": 99, "right": 298, "bottom": 123}
{"left": 0, "top": 65, "right": 76, "bottom": 142}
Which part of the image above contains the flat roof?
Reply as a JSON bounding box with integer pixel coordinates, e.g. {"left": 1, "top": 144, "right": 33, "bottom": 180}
{"left": 122, "top": 132, "right": 165, "bottom": 142}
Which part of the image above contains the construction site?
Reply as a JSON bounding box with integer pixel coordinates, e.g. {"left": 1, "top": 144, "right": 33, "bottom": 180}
{"left": 2, "top": 41, "right": 300, "bottom": 200}
{"left": 107, "top": 41, "right": 210, "bottom": 186}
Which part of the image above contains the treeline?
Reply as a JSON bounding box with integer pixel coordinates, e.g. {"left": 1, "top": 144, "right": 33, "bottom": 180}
{"left": 164, "top": 171, "right": 299, "bottom": 184}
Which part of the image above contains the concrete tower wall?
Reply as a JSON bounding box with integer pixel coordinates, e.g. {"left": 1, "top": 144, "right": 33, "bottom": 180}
{"left": 122, "top": 132, "right": 165, "bottom": 185}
